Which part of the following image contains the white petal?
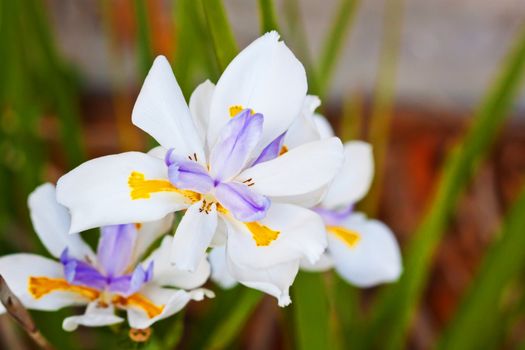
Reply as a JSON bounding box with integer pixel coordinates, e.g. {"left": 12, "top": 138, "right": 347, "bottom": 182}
{"left": 28, "top": 183, "right": 94, "bottom": 260}
{"left": 57, "top": 152, "right": 187, "bottom": 233}
{"left": 284, "top": 95, "right": 322, "bottom": 149}
{"left": 328, "top": 214, "right": 402, "bottom": 287}
{"left": 62, "top": 302, "right": 123, "bottom": 331}
{"left": 131, "top": 214, "right": 174, "bottom": 264}
{"left": 144, "top": 236, "right": 210, "bottom": 290}
{"left": 225, "top": 203, "right": 326, "bottom": 269}
{"left": 132, "top": 56, "right": 205, "bottom": 163}
{"left": 0, "top": 254, "right": 86, "bottom": 311}
{"left": 207, "top": 31, "right": 307, "bottom": 155}
{"left": 126, "top": 286, "right": 213, "bottom": 329}
{"left": 171, "top": 201, "right": 217, "bottom": 272}
{"left": 227, "top": 254, "right": 299, "bottom": 307}
{"left": 322, "top": 141, "right": 374, "bottom": 208}
{"left": 300, "top": 252, "right": 334, "bottom": 272}
{"left": 208, "top": 246, "right": 237, "bottom": 289}
{"left": 313, "top": 115, "right": 335, "bottom": 138}
{"left": 147, "top": 146, "right": 168, "bottom": 159}
{"left": 239, "top": 137, "right": 343, "bottom": 198}
{"left": 189, "top": 80, "right": 215, "bottom": 145}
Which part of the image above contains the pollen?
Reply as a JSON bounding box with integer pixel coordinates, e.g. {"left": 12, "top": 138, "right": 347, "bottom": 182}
{"left": 128, "top": 171, "right": 201, "bottom": 203}
{"left": 245, "top": 222, "right": 280, "bottom": 246}
{"left": 28, "top": 276, "right": 100, "bottom": 301}
{"left": 327, "top": 226, "right": 361, "bottom": 248}
{"left": 114, "top": 293, "right": 164, "bottom": 319}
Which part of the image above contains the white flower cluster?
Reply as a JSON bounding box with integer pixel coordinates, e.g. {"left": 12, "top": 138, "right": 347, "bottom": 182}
{"left": 0, "top": 32, "right": 401, "bottom": 332}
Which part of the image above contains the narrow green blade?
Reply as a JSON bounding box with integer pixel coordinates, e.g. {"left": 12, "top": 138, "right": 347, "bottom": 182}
{"left": 292, "top": 272, "right": 334, "bottom": 350}
{"left": 366, "top": 24, "right": 525, "bottom": 350}
{"left": 437, "top": 187, "right": 525, "bottom": 350}
{"left": 317, "top": 0, "right": 361, "bottom": 96}
{"left": 205, "top": 288, "right": 263, "bottom": 349}
{"left": 257, "top": 0, "right": 280, "bottom": 33}
{"left": 200, "top": 0, "right": 238, "bottom": 72}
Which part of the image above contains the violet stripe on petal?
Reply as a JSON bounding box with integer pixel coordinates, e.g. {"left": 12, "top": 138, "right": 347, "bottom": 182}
{"left": 209, "top": 109, "right": 264, "bottom": 181}
{"left": 214, "top": 181, "right": 270, "bottom": 222}
{"left": 97, "top": 224, "right": 137, "bottom": 277}
{"left": 167, "top": 153, "right": 214, "bottom": 193}
{"left": 313, "top": 204, "right": 354, "bottom": 226}
{"left": 252, "top": 132, "right": 286, "bottom": 166}
{"left": 60, "top": 249, "right": 107, "bottom": 290}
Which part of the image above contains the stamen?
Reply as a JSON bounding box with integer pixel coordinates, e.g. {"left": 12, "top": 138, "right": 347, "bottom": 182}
{"left": 128, "top": 171, "right": 201, "bottom": 203}
{"left": 193, "top": 153, "right": 198, "bottom": 162}
{"left": 28, "top": 277, "right": 100, "bottom": 301}
{"left": 327, "top": 226, "right": 361, "bottom": 248}
{"left": 114, "top": 294, "right": 164, "bottom": 319}
{"left": 245, "top": 222, "right": 280, "bottom": 246}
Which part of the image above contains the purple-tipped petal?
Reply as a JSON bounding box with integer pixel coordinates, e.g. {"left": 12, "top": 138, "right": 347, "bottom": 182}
{"left": 107, "top": 262, "right": 153, "bottom": 296}
{"left": 252, "top": 132, "right": 286, "bottom": 166}
{"left": 166, "top": 149, "right": 214, "bottom": 193}
{"left": 97, "top": 224, "right": 137, "bottom": 277}
{"left": 209, "top": 109, "right": 264, "bottom": 181}
{"left": 313, "top": 204, "right": 354, "bottom": 226}
{"left": 60, "top": 249, "right": 107, "bottom": 290}
{"left": 214, "top": 181, "right": 270, "bottom": 222}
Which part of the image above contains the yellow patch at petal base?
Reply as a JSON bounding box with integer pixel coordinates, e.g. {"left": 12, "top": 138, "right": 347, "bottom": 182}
{"left": 114, "top": 294, "right": 164, "bottom": 319}
{"left": 229, "top": 105, "right": 255, "bottom": 118}
{"left": 245, "top": 222, "right": 280, "bottom": 246}
{"left": 327, "top": 226, "right": 361, "bottom": 248}
{"left": 28, "top": 277, "right": 100, "bottom": 301}
{"left": 279, "top": 145, "right": 288, "bottom": 155}
{"left": 128, "top": 171, "right": 201, "bottom": 203}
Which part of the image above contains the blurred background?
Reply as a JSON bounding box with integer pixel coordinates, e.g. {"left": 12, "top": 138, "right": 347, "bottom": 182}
{"left": 1, "top": 0, "right": 525, "bottom": 349}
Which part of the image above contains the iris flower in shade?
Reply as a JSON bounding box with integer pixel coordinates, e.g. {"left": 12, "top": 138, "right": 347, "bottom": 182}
{"left": 55, "top": 32, "right": 344, "bottom": 305}
{"left": 210, "top": 96, "right": 401, "bottom": 293}
{"left": 0, "top": 184, "right": 212, "bottom": 331}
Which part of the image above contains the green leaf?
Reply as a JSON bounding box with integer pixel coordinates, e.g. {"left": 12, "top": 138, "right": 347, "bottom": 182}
{"left": 200, "top": 0, "right": 238, "bottom": 72}
{"left": 366, "top": 24, "right": 525, "bottom": 350}
{"left": 292, "top": 272, "right": 334, "bottom": 350}
{"left": 257, "top": 0, "right": 280, "bottom": 33}
{"left": 317, "top": 0, "right": 361, "bottom": 96}
{"left": 132, "top": 0, "right": 154, "bottom": 78}
{"left": 205, "top": 288, "right": 262, "bottom": 349}
{"left": 437, "top": 187, "right": 525, "bottom": 350}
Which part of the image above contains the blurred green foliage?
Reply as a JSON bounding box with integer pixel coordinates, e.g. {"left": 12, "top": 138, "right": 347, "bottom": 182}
{"left": 1, "top": 0, "right": 525, "bottom": 349}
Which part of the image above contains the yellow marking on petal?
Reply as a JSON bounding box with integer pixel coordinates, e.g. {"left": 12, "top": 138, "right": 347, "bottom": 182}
{"left": 279, "top": 145, "right": 288, "bottom": 155}
{"left": 128, "top": 171, "right": 201, "bottom": 203}
{"left": 28, "top": 277, "right": 100, "bottom": 301}
{"left": 327, "top": 226, "right": 361, "bottom": 248}
{"left": 114, "top": 294, "right": 164, "bottom": 319}
{"left": 135, "top": 223, "right": 142, "bottom": 230}
{"left": 229, "top": 105, "right": 255, "bottom": 118}
{"left": 245, "top": 222, "right": 280, "bottom": 246}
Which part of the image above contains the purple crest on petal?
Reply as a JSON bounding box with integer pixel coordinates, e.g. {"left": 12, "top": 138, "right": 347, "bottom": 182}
{"left": 107, "top": 262, "right": 154, "bottom": 296}
{"left": 252, "top": 132, "right": 286, "bottom": 166}
{"left": 313, "top": 204, "right": 354, "bottom": 226}
{"left": 60, "top": 249, "right": 107, "bottom": 290}
{"left": 209, "top": 109, "right": 264, "bottom": 181}
{"left": 214, "top": 181, "right": 270, "bottom": 222}
{"left": 166, "top": 149, "right": 214, "bottom": 193}
{"left": 97, "top": 224, "right": 137, "bottom": 277}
